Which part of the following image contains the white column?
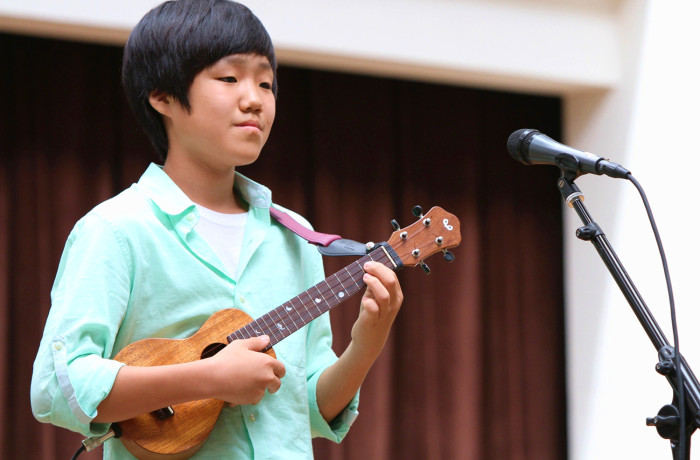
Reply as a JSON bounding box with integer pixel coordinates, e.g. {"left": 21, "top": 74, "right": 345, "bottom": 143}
{"left": 565, "top": 1, "right": 700, "bottom": 458}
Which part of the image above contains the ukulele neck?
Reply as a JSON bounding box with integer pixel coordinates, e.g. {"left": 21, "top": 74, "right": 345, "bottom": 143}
{"left": 227, "top": 244, "right": 402, "bottom": 347}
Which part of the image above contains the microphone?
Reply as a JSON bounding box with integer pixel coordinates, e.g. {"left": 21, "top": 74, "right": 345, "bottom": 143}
{"left": 507, "top": 129, "right": 630, "bottom": 179}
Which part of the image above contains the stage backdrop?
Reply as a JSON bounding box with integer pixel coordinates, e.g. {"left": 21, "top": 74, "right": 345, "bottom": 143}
{"left": 0, "top": 33, "right": 565, "bottom": 460}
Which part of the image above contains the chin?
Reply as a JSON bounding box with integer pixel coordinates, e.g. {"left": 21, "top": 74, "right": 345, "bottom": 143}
{"left": 234, "top": 153, "right": 262, "bottom": 167}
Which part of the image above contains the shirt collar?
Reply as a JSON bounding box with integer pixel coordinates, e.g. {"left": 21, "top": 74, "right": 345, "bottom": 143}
{"left": 137, "top": 163, "right": 273, "bottom": 216}
{"left": 233, "top": 171, "right": 272, "bottom": 209}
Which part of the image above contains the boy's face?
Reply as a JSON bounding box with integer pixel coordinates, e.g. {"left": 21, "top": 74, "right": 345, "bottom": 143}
{"left": 160, "top": 53, "right": 276, "bottom": 171}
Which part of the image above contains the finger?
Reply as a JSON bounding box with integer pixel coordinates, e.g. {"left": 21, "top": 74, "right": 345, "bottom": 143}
{"left": 366, "top": 263, "right": 401, "bottom": 296}
{"left": 233, "top": 335, "right": 270, "bottom": 351}
{"left": 272, "top": 360, "right": 286, "bottom": 379}
{"left": 363, "top": 272, "right": 390, "bottom": 304}
{"left": 359, "top": 299, "right": 380, "bottom": 320}
{"left": 251, "top": 390, "right": 266, "bottom": 405}
{"left": 363, "top": 261, "right": 398, "bottom": 285}
{"left": 267, "top": 377, "right": 282, "bottom": 395}
{"left": 363, "top": 263, "right": 403, "bottom": 315}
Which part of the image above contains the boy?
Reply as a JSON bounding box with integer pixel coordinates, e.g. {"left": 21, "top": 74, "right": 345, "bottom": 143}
{"left": 30, "top": 0, "right": 403, "bottom": 458}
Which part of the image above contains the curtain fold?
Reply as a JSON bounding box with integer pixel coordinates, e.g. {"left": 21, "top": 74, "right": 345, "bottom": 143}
{"left": 1, "top": 34, "right": 565, "bottom": 460}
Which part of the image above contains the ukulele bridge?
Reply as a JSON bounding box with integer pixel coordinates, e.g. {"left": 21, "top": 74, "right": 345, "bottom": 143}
{"left": 153, "top": 406, "right": 175, "bottom": 420}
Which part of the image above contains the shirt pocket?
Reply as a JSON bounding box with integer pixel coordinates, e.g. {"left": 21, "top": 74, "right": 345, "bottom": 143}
{"left": 273, "top": 325, "right": 308, "bottom": 370}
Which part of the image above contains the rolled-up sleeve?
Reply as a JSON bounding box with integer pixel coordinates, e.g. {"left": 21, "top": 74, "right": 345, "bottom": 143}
{"left": 286, "top": 217, "right": 362, "bottom": 442}
{"left": 302, "top": 251, "right": 360, "bottom": 442}
{"left": 30, "top": 213, "right": 131, "bottom": 436}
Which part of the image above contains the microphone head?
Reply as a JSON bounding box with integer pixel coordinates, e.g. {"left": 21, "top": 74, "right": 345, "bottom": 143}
{"left": 507, "top": 129, "right": 613, "bottom": 177}
{"left": 507, "top": 129, "right": 540, "bottom": 164}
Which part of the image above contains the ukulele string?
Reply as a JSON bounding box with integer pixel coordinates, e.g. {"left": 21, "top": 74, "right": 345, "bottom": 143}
{"left": 263, "top": 248, "right": 394, "bottom": 344}
{"left": 259, "top": 257, "right": 370, "bottom": 345}
{"left": 231, "top": 260, "right": 365, "bottom": 344}
{"left": 227, "top": 248, "right": 395, "bottom": 345}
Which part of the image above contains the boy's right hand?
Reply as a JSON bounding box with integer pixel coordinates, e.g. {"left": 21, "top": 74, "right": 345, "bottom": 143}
{"left": 209, "top": 335, "right": 285, "bottom": 406}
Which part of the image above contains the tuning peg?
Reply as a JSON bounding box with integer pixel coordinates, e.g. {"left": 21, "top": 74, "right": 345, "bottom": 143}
{"left": 420, "top": 262, "right": 431, "bottom": 274}
{"left": 443, "top": 250, "right": 455, "bottom": 262}
{"left": 412, "top": 205, "right": 423, "bottom": 218}
{"left": 391, "top": 219, "right": 400, "bottom": 231}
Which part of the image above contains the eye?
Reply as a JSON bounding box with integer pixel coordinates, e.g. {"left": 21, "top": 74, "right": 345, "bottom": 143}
{"left": 219, "top": 76, "right": 237, "bottom": 83}
{"left": 259, "top": 82, "right": 272, "bottom": 90}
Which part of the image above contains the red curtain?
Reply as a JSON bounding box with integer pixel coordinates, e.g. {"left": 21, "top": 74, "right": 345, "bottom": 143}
{"left": 0, "top": 34, "right": 566, "bottom": 460}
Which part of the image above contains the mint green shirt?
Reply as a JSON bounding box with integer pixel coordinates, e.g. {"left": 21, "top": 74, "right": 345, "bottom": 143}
{"left": 30, "top": 164, "right": 359, "bottom": 459}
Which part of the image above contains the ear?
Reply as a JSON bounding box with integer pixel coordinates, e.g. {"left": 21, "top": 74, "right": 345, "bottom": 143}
{"left": 148, "top": 90, "right": 173, "bottom": 117}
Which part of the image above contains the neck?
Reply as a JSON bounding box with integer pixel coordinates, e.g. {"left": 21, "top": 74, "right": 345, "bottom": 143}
{"left": 163, "top": 156, "right": 246, "bottom": 214}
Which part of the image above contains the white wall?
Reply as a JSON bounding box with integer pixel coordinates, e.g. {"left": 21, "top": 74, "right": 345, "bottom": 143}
{"left": 0, "top": 0, "right": 620, "bottom": 95}
{"left": 566, "top": 1, "right": 700, "bottom": 459}
{"left": 3, "top": 1, "right": 698, "bottom": 459}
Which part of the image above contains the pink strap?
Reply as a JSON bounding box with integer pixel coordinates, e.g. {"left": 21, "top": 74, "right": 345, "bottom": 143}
{"left": 269, "top": 207, "right": 342, "bottom": 247}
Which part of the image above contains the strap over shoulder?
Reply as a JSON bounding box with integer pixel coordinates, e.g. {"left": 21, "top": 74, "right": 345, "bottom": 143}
{"left": 269, "top": 207, "right": 367, "bottom": 256}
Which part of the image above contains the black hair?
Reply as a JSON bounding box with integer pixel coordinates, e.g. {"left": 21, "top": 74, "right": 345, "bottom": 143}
{"left": 122, "top": 0, "right": 277, "bottom": 159}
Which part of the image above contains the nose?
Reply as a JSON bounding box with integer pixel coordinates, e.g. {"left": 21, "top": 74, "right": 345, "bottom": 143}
{"left": 240, "top": 82, "right": 263, "bottom": 113}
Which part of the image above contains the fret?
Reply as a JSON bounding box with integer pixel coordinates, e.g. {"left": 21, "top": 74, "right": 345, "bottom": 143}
{"left": 257, "top": 314, "right": 282, "bottom": 343}
{"left": 331, "top": 273, "right": 344, "bottom": 297}
{"left": 332, "top": 272, "right": 352, "bottom": 299}
{"left": 302, "top": 290, "right": 320, "bottom": 319}
{"left": 268, "top": 313, "right": 287, "bottom": 344}
{"left": 280, "top": 301, "right": 300, "bottom": 330}
{"left": 246, "top": 321, "right": 262, "bottom": 338}
{"left": 347, "top": 266, "right": 366, "bottom": 295}
{"left": 231, "top": 329, "right": 246, "bottom": 342}
{"left": 323, "top": 279, "right": 340, "bottom": 303}
{"left": 345, "top": 266, "right": 361, "bottom": 291}
{"left": 311, "top": 285, "right": 329, "bottom": 314}
{"left": 277, "top": 305, "right": 297, "bottom": 332}
{"left": 294, "top": 295, "right": 313, "bottom": 324}
{"left": 271, "top": 307, "right": 293, "bottom": 338}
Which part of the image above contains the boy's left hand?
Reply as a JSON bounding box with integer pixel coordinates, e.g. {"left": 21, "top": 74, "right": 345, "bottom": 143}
{"left": 315, "top": 261, "right": 404, "bottom": 421}
{"left": 350, "top": 261, "right": 404, "bottom": 359}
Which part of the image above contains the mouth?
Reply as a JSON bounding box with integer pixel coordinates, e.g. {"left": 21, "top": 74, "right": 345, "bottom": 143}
{"left": 236, "top": 120, "right": 262, "bottom": 131}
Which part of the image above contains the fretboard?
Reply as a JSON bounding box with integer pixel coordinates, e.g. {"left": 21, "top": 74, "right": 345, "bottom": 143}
{"left": 227, "top": 244, "right": 401, "bottom": 347}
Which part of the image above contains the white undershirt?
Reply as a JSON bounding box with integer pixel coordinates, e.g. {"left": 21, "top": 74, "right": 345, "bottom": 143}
{"left": 195, "top": 205, "right": 248, "bottom": 278}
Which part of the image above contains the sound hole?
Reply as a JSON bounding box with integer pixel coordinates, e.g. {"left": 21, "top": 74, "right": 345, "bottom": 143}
{"left": 201, "top": 342, "right": 227, "bottom": 359}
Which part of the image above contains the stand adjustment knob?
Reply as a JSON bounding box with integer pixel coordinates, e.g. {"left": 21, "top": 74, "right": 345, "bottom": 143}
{"left": 575, "top": 223, "right": 601, "bottom": 241}
{"left": 655, "top": 360, "right": 675, "bottom": 376}
{"left": 646, "top": 404, "right": 680, "bottom": 440}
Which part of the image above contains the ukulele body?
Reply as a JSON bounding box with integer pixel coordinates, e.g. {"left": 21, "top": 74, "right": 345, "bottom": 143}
{"left": 114, "top": 308, "right": 274, "bottom": 460}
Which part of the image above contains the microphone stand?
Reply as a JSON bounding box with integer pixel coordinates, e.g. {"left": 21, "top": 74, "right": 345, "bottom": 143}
{"left": 558, "top": 172, "right": 700, "bottom": 460}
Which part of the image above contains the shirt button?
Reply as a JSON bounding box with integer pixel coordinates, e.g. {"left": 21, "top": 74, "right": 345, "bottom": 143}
{"left": 53, "top": 342, "right": 63, "bottom": 351}
{"left": 186, "top": 214, "right": 195, "bottom": 221}
{"left": 249, "top": 413, "right": 256, "bottom": 422}
{"left": 239, "top": 295, "right": 246, "bottom": 304}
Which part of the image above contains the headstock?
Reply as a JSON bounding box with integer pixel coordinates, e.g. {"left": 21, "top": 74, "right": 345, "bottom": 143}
{"left": 387, "top": 206, "right": 461, "bottom": 273}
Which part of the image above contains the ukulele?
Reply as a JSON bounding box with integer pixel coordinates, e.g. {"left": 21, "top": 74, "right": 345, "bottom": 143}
{"left": 113, "top": 206, "right": 461, "bottom": 459}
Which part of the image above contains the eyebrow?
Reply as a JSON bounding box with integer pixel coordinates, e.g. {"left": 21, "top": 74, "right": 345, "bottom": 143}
{"left": 221, "top": 55, "right": 273, "bottom": 72}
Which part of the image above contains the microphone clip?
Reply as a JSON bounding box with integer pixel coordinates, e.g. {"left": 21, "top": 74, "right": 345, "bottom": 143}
{"left": 554, "top": 153, "right": 586, "bottom": 178}
{"left": 557, "top": 174, "right": 585, "bottom": 208}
